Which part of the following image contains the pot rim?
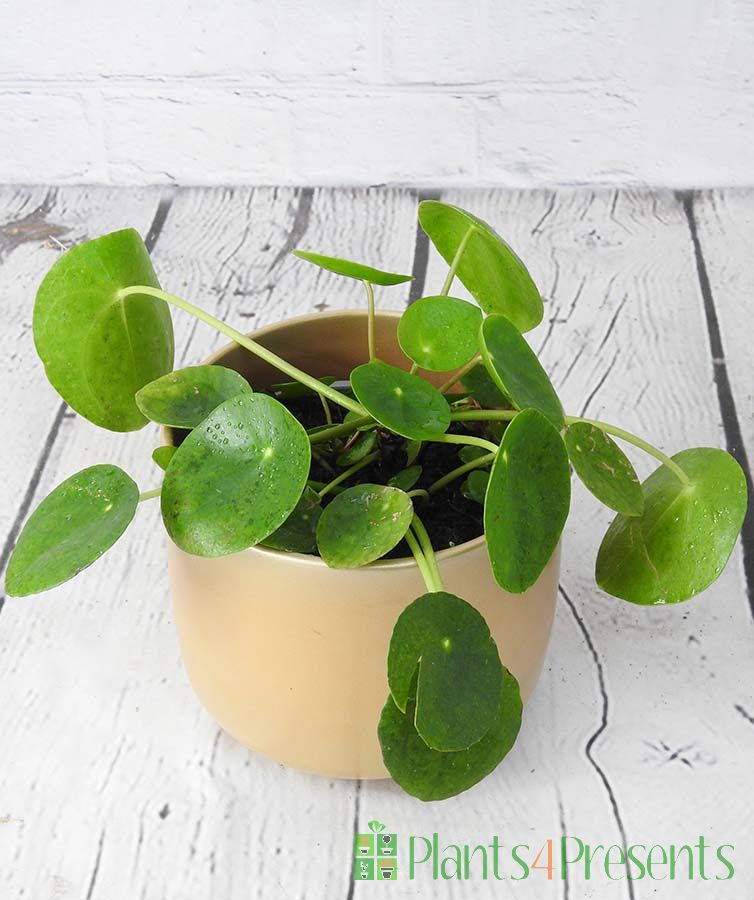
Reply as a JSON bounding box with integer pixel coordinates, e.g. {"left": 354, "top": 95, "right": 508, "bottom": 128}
{"left": 170, "top": 308, "right": 489, "bottom": 571}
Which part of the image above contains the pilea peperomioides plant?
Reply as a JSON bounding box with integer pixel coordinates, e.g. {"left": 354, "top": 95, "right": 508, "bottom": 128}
{"left": 5, "top": 201, "right": 748, "bottom": 801}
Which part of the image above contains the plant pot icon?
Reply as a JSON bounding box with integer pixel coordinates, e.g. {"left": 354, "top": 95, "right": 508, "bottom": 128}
{"left": 380, "top": 867, "right": 394, "bottom": 879}
{"left": 378, "top": 859, "right": 396, "bottom": 880}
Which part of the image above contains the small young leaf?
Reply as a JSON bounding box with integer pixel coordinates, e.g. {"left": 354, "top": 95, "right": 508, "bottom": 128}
{"left": 397, "top": 296, "right": 482, "bottom": 372}
{"left": 34, "top": 229, "right": 174, "bottom": 432}
{"left": 336, "top": 430, "right": 378, "bottom": 467}
{"left": 418, "top": 201, "right": 543, "bottom": 332}
{"left": 405, "top": 439, "right": 422, "bottom": 465}
{"left": 596, "top": 448, "right": 747, "bottom": 605}
{"left": 462, "top": 470, "right": 490, "bottom": 504}
{"left": 350, "top": 361, "right": 451, "bottom": 441}
{"left": 458, "top": 444, "right": 490, "bottom": 464}
{"left": 388, "top": 465, "right": 422, "bottom": 492}
{"left": 136, "top": 365, "right": 252, "bottom": 428}
{"left": 461, "top": 363, "right": 509, "bottom": 408}
{"left": 152, "top": 446, "right": 176, "bottom": 471}
{"left": 480, "top": 315, "right": 564, "bottom": 428}
{"left": 5, "top": 465, "right": 139, "bottom": 596}
{"left": 262, "top": 487, "right": 322, "bottom": 554}
{"left": 564, "top": 422, "right": 644, "bottom": 516}
{"left": 388, "top": 591, "right": 503, "bottom": 751}
{"left": 162, "top": 393, "right": 310, "bottom": 557}
{"left": 293, "top": 250, "right": 412, "bottom": 286}
{"left": 485, "top": 409, "right": 570, "bottom": 593}
{"left": 378, "top": 667, "right": 522, "bottom": 801}
{"left": 272, "top": 376, "right": 336, "bottom": 399}
{"left": 316, "top": 484, "right": 413, "bottom": 568}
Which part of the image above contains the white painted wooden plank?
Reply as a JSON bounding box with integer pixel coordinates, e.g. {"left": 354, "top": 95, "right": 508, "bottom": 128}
{"left": 0, "top": 186, "right": 162, "bottom": 541}
{"left": 0, "top": 186, "right": 419, "bottom": 900}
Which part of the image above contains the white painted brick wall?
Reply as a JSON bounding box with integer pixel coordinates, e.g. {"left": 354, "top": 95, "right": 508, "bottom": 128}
{"left": 1, "top": 0, "right": 753, "bottom": 186}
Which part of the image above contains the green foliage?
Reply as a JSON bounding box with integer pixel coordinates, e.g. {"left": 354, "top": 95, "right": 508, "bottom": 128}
{"left": 565, "top": 422, "right": 643, "bottom": 516}
{"left": 33, "top": 229, "right": 174, "bottom": 432}
{"left": 418, "top": 201, "right": 543, "bottom": 332}
{"left": 388, "top": 465, "right": 422, "bottom": 491}
{"left": 398, "top": 295, "right": 482, "bottom": 371}
{"left": 152, "top": 446, "right": 176, "bottom": 471}
{"left": 161, "top": 393, "right": 310, "bottom": 557}
{"left": 316, "top": 484, "right": 414, "bottom": 568}
{"left": 596, "top": 448, "right": 747, "bottom": 604}
{"left": 136, "top": 365, "right": 252, "bottom": 428}
{"left": 462, "top": 470, "right": 490, "bottom": 503}
{"left": 485, "top": 409, "right": 570, "bottom": 592}
{"left": 262, "top": 487, "right": 322, "bottom": 554}
{"left": 293, "top": 249, "right": 412, "bottom": 286}
{"left": 5, "top": 465, "right": 138, "bottom": 596}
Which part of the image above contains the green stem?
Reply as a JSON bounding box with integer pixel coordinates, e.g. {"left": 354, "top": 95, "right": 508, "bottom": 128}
{"left": 451, "top": 409, "right": 518, "bottom": 423}
{"left": 409, "top": 362, "right": 419, "bottom": 375}
{"left": 318, "top": 392, "right": 333, "bottom": 425}
{"left": 441, "top": 226, "right": 475, "bottom": 296}
{"left": 565, "top": 416, "right": 691, "bottom": 486}
{"left": 120, "top": 285, "right": 368, "bottom": 417}
{"left": 138, "top": 487, "right": 162, "bottom": 502}
{"left": 308, "top": 416, "right": 374, "bottom": 445}
{"left": 411, "top": 514, "right": 444, "bottom": 591}
{"left": 433, "top": 433, "right": 499, "bottom": 454}
{"left": 317, "top": 450, "right": 379, "bottom": 498}
{"left": 407, "top": 488, "right": 429, "bottom": 501}
{"left": 363, "top": 281, "right": 376, "bottom": 361}
{"left": 428, "top": 451, "right": 496, "bottom": 495}
{"left": 438, "top": 354, "right": 480, "bottom": 394}
{"left": 404, "top": 528, "right": 441, "bottom": 593}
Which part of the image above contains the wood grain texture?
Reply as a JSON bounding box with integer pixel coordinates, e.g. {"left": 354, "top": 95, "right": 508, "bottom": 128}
{"left": 1, "top": 187, "right": 753, "bottom": 900}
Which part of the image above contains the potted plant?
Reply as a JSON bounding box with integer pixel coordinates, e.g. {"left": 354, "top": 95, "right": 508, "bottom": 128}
{"left": 4, "top": 201, "right": 747, "bottom": 802}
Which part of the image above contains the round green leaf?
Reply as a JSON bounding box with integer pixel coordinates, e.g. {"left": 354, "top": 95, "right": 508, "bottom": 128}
{"left": 316, "top": 484, "right": 413, "bottom": 568}
{"left": 397, "top": 296, "right": 482, "bottom": 372}
{"left": 152, "top": 445, "right": 176, "bottom": 471}
{"left": 161, "top": 393, "right": 310, "bottom": 557}
{"left": 378, "top": 667, "right": 522, "bottom": 801}
{"left": 388, "top": 465, "right": 422, "bottom": 492}
{"left": 485, "top": 409, "right": 570, "bottom": 593}
{"left": 462, "top": 470, "right": 490, "bottom": 504}
{"left": 336, "top": 429, "right": 378, "bottom": 467}
{"left": 565, "top": 422, "right": 644, "bottom": 516}
{"left": 596, "top": 448, "right": 747, "bottom": 605}
{"left": 458, "top": 444, "right": 490, "bottom": 464}
{"left": 480, "top": 315, "right": 563, "bottom": 428}
{"left": 136, "top": 365, "right": 252, "bottom": 429}
{"left": 33, "top": 229, "right": 174, "bottom": 432}
{"left": 418, "top": 201, "right": 543, "bottom": 332}
{"left": 388, "top": 591, "right": 502, "bottom": 751}
{"left": 293, "top": 249, "right": 412, "bottom": 286}
{"left": 350, "top": 361, "right": 451, "bottom": 441}
{"left": 262, "top": 487, "right": 322, "bottom": 554}
{"left": 5, "top": 465, "right": 138, "bottom": 597}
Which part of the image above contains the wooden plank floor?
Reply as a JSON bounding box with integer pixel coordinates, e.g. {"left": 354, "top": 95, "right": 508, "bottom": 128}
{"left": 0, "top": 186, "right": 752, "bottom": 899}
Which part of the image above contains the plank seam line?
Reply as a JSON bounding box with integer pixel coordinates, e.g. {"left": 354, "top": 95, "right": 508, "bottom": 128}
{"left": 345, "top": 778, "right": 362, "bottom": 900}
{"left": 407, "top": 189, "right": 441, "bottom": 305}
{"left": 679, "top": 189, "right": 754, "bottom": 620}
{"left": 559, "top": 586, "right": 635, "bottom": 900}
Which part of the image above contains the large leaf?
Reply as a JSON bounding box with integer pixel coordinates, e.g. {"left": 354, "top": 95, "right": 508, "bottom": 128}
{"left": 485, "top": 409, "right": 570, "bottom": 592}
{"left": 388, "top": 592, "right": 502, "bottom": 751}
{"left": 379, "top": 667, "right": 522, "bottom": 801}
{"left": 564, "top": 422, "right": 643, "bottom": 516}
{"left": 293, "top": 250, "right": 412, "bottom": 286}
{"left": 397, "top": 295, "right": 482, "bottom": 372}
{"left": 596, "top": 448, "right": 747, "bottom": 605}
{"left": 350, "top": 361, "right": 451, "bottom": 441}
{"left": 479, "top": 315, "right": 563, "bottom": 428}
{"left": 5, "top": 465, "right": 138, "bottom": 596}
{"left": 136, "top": 365, "right": 252, "bottom": 428}
{"left": 316, "top": 484, "right": 413, "bottom": 568}
{"left": 418, "top": 201, "right": 543, "bottom": 332}
{"left": 262, "top": 487, "right": 322, "bottom": 554}
{"left": 33, "top": 229, "right": 174, "bottom": 432}
{"left": 461, "top": 363, "right": 509, "bottom": 407}
{"left": 161, "top": 393, "right": 310, "bottom": 556}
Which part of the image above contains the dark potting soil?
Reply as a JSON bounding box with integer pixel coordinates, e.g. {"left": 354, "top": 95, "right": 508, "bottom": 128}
{"left": 279, "top": 393, "right": 491, "bottom": 559}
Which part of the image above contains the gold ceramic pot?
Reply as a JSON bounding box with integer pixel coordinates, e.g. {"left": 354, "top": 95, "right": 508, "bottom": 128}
{"left": 167, "top": 311, "right": 560, "bottom": 779}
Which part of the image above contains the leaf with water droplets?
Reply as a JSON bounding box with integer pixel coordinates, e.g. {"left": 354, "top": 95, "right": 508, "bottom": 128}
{"left": 5, "top": 465, "right": 139, "bottom": 596}
{"left": 262, "top": 487, "right": 322, "bottom": 554}
{"left": 388, "top": 591, "right": 503, "bottom": 752}
{"left": 136, "top": 365, "right": 252, "bottom": 428}
{"left": 161, "top": 393, "right": 310, "bottom": 557}
{"left": 398, "top": 295, "right": 482, "bottom": 372}
{"left": 350, "top": 361, "right": 450, "bottom": 441}
{"left": 596, "top": 448, "right": 747, "bottom": 604}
